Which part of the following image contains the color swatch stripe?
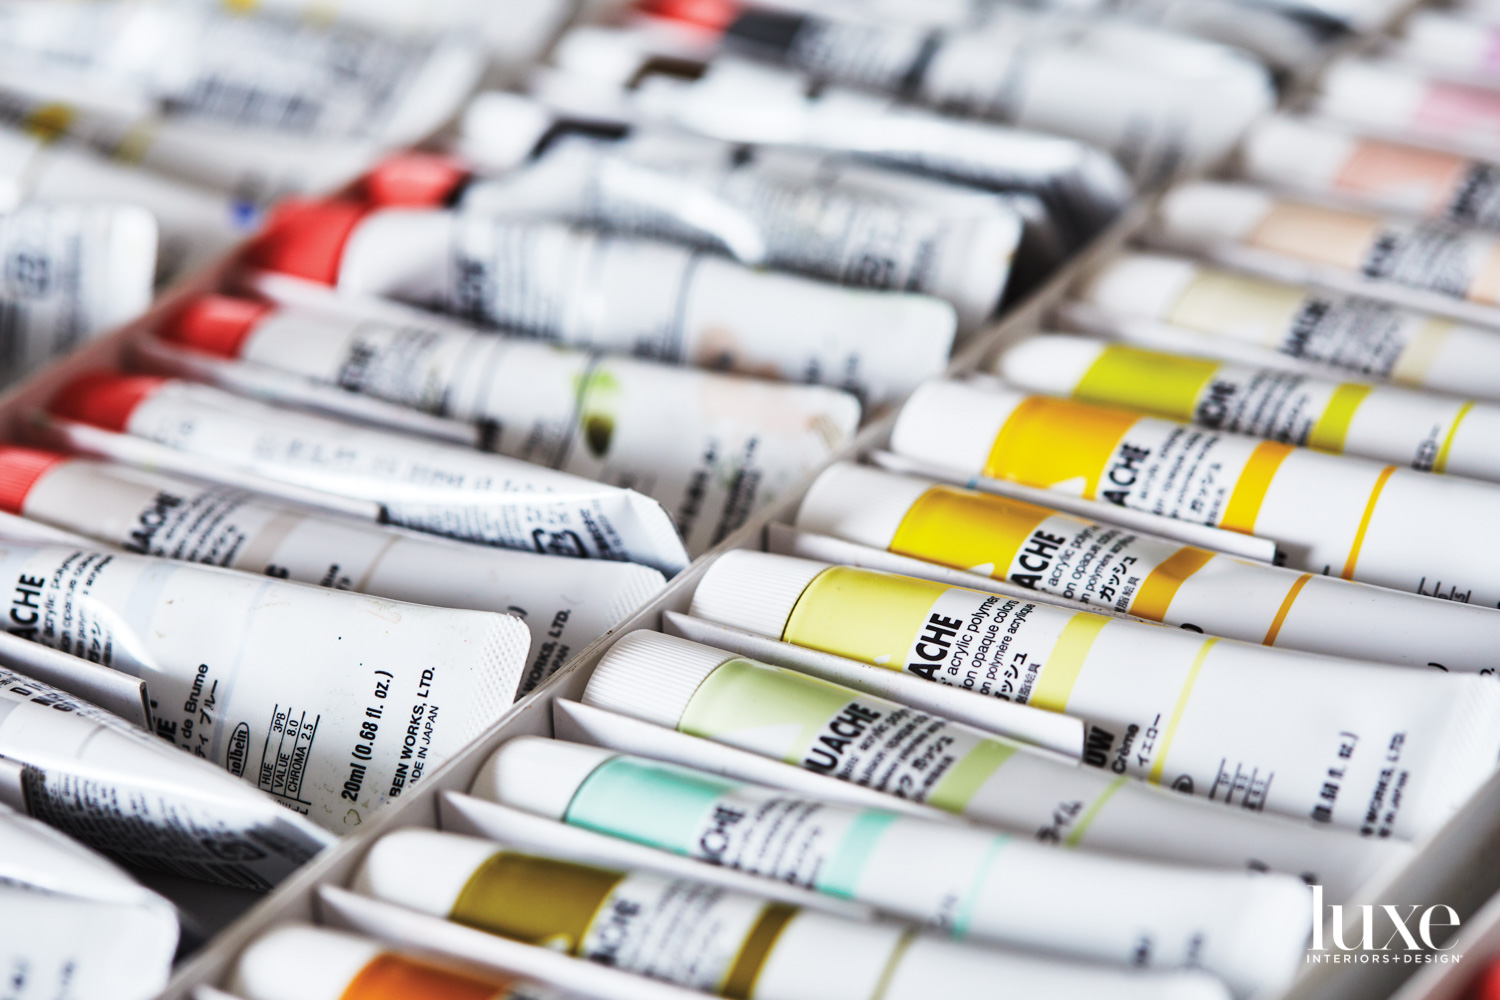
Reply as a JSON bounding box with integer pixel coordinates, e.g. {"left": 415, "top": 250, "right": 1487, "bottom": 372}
{"left": 1341, "top": 466, "right": 1397, "bottom": 581}
{"left": 1029, "top": 613, "right": 1110, "bottom": 713}
{"left": 1220, "top": 442, "right": 1295, "bottom": 535}
{"left": 1148, "top": 638, "right": 1220, "bottom": 785}
{"left": 1262, "top": 574, "right": 1314, "bottom": 647}
{"left": 1130, "top": 547, "right": 1216, "bottom": 621}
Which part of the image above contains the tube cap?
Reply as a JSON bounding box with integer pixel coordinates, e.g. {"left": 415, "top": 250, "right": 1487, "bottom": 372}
{"left": 689, "top": 550, "right": 829, "bottom": 639}
{"left": 248, "top": 199, "right": 372, "bottom": 285}
{"left": 354, "top": 829, "right": 502, "bottom": 917}
{"left": 889, "top": 380, "right": 1027, "bottom": 475}
{"left": 0, "top": 446, "right": 69, "bottom": 514}
{"left": 232, "top": 925, "right": 384, "bottom": 1000}
{"left": 469, "top": 737, "right": 618, "bottom": 821}
{"left": 1156, "top": 182, "right": 1274, "bottom": 248}
{"left": 359, "top": 153, "right": 471, "bottom": 208}
{"left": 583, "top": 631, "right": 736, "bottom": 728}
{"left": 459, "top": 92, "right": 557, "bottom": 172}
{"left": 997, "top": 334, "right": 1107, "bottom": 397}
{"left": 794, "top": 462, "right": 932, "bottom": 550}
{"left": 639, "top": 0, "right": 740, "bottom": 31}
{"left": 160, "top": 296, "right": 275, "bottom": 359}
{"left": 1077, "top": 253, "right": 1201, "bottom": 320}
{"left": 49, "top": 373, "right": 169, "bottom": 433}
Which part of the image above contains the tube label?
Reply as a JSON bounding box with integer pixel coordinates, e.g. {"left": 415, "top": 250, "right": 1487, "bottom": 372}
{"left": 678, "top": 657, "right": 1013, "bottom": 811}
{"left": 451, "top": 852, "right": 781, "bottom": 994}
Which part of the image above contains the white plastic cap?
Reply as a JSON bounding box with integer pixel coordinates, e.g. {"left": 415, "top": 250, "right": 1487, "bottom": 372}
{"left": 889, "top": 379, "right": 1027, "bottom": 475}
{"left": 470, "top": 737, "right": 618, "bottom": 820}
{"left": 550, "top": 26, "right": 654, "bottom": 83}
{"left": 997, "top": 334, "right": 1106, "bottom": 397}
{"left": 459, "top": 91, "right": 557, "bottom": 172}
{"left": 583, "top": 630, "right": 736, "bottom": 727}
{"left": 930, "top": 210, "right": 1021, "bottom": 331}
{"left": 1401, "top": 12, "right": 1488, "bottom": 71}
{"left": 1241, "top": 116, "right": 1357, "bottom": 192}
{"left": 1076, "top": 252, "right": 1201, "bottom": 320}
{"left": 353, "top": 829, "right": 500, "bottom": 917}
{"left": 689, "top": 550, "right": 831, "bottom": 639}
{"left": 381, "top": 42, "right": 487, "bottom": 147}
{"left": 1156, "top": 182, "right": 1275, "bottom": 248}
{"left": 1317, "top": 59, "right": 1427, "bottom": 130}
{"left": 0, "top": 128, "right": 41, "bottom": 210}
{"left": 794, "top": 462, "right": 933, "bottom": 549}
{"left": 231, "top": 925, "right": 382, "bottom": 1000}
{"left": 99, "top": 206, "right": 159, "bottom": 330}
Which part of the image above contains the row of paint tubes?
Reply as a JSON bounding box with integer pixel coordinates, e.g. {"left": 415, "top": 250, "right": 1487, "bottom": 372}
{"left": 209, "top": 8, "right": 1500, "bottom": 1000}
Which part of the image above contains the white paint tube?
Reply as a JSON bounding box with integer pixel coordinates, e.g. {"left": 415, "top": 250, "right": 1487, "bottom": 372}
{"left": 1394, "top": 11, "right": 1500, "bottom": 84}
{"left": 1240, "top": 115, "right": 1500, "bottom": 231}
{"left": 0, "top": 125, "right": 250, "bottom": 281}
{"left": 429, "top": 101, "right": 1024, "bottom": 329}
{"left": 795, "top": 461, "right": 1500, "bottom": 673}
{"left": 248, "top": 196, "right": 951, "bottom": 405}
{"left": 0, "top": 802, "right": 178, "bottom": 1000}
{"left": 480, "top": 737, "right": 1309, "bottom": 996}
{"left": 0, "top": 885, "right": 178, "bottom": 1000}
{"left": 0, "top": 86, "right": 377, "bottom": 207}
{"left": 579, "top": 631, "right": 1410, "bottom": 900}
{"left": 892, "top": 377, "right": 1500, "bottom": 605}
{"left": 0, "top": 665, "right": 335, "bottom": 888}
{"left": 0, "top": 203, "right": 156, "bottom": 389}
{"left": 151, "top": 295, "right": 859, "bottom": 556}
{"left": 689, "top": 551, "right": 1500, "bottom": 838}
{"left": 0, "top": 539, "right": 532, "bottom": 832}
{"left": 1073, "top": 252, "right": 1500, "bottom": 401}
{"left": 0, "top": 445, "right": 664, "bottom": 694}
{"left": 0, "top": 0, "right": 484, "bottom": 145}
{"left": 43, "top": 372, "right": 692, "bottom": 575}
{"left": 534, "top": 38, "right": 1133, "bottom": 245}
{"left": 1155, "top": 182, "right": 1500, "bottom": 319}
{"left": 629, "top": 4, "right": 1273, "bottom": 186}
{"left": 1316, "top": 57, "right": 1500, "bottom": 160}
{"left": 998, "top": 333, "right": 1500, "bottom": 483}
{"left": 232, "top": 924, "right": 579, "bottom": 1000}
{"left": 355, "top": 828, "right": 1236, "bottom": 1000}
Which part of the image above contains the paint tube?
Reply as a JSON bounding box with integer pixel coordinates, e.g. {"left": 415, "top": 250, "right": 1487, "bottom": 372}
{"left": 0, "top": 885, "right": 177, "bottom": 1000}
{"left": 999, "top": 333, "right": 1500, "bottom": 482}
{"left": 892, "top": 376, "right": 1500, "bottom": 604}
{"left": 177, "top": 0, "right": 575, "bottom": 61}
{"left": 0, "top": 87, "right": 377, "bottom": 207}
{"left": 232, "top": 924, "right": 574, "bottom": 1000}
{"left": 411, "top": 104, "right": 1025, "bottom": 329}
{"left": 688, "top": 550, "right": 1500, "bottom": 838}
{"left": 0, "top": 203, "right": 156, "bottom": 389}
{"left": 536, "top": 34, "right": 1133, "bottom": 245}
{"left": 1073, "top": 252, "right": 1500, "bottom": 401}
{"left": 1154, "top": 181, "right": 1500, "bottom": 318}
{"left": 0, "top": 126, "right": 250, "bottom": 281}
{"left": 0, "top": 802, "right": 178, "bottom": 1000}
{"left": 0, "top": 446, "right": 663, "bottom": 694}
{"left": 0, "top": 665, "right": 334, "bottom": 887}
{"left": 581, "top": 632, "right": 1411, "bottom": 895}
{"left": 1240, "top": 116, "right": 1500, "bottom": 230}
{"left": 152, "top": 298, "right": 859, "bottom": 556}
{"left": 1316, "top": 57, "right": 1500, "bottom": 159}
{"left": 44, "top": 372, "right": 691, "bottom": 575}
{"left": 355, "top": 828, "right": 1235, "bottom": 1000}
{"left": 0, "top": 538, "right": 532, "bottom": 831}
{"left": 0, "top": 0, "right": 484, "bottom": 145}
{"left": 248, "top": 196, "right": 953, "bottom": 403}
{"left": 479, "top": 735, "right": 1307, "bottom": 996}
{"left": 1395, "top": 12, "right": 1500, "bottom": 83}
{"left": 634, "top": 2, "right": 1272, "bottom": 185}
{"left": 795, "top": 461, "right": 1500, "bottom": 673}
